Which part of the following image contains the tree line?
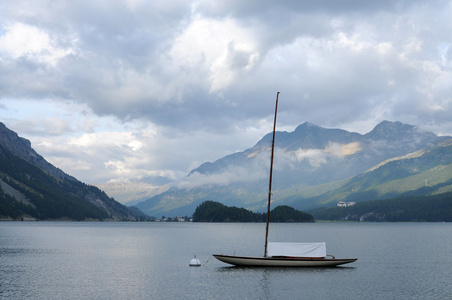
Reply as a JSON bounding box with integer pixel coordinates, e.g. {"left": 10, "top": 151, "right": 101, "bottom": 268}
{"left": 310, "top": 192, "right": 452, "bottom": 222}
{"left": 192, "top": 200, "right": 315, "bottom": 222}
{"left": 0, "top": 145, "right": 118, "bottom": 220}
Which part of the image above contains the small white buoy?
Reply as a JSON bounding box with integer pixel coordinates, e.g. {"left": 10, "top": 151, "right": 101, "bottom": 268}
{"left": 189, "top": 255, "right": 201, "bottom": 267}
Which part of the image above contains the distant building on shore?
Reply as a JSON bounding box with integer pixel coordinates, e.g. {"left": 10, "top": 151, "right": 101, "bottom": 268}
{"left": 337, "top": 201, "right": 356, "bottom": 207}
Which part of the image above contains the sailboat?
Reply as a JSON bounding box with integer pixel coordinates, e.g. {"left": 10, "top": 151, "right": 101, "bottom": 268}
{"left": 213, "top": 92, "right": 357, "bottom": 267}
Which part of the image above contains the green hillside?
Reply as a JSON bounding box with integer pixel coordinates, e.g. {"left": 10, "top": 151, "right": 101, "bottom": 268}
{"left": 0, "top": 144, "right": 134, "bottom": 221}
{"left": 136, "top": 140, "right": 452, "bottom": 218}
{"left": 288, "top": 142, "right": 452, "bottom": 209}
{"left": 135, "top": 122, "right": 452, "bottom": 217}
{"left": 310, "top": 192, "right": 452, "bottom": 222}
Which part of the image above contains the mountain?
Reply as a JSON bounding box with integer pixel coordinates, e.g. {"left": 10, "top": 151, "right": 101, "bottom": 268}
{"left": 289, "top": 138, "right": 452, "bottom": 210}
{"left": 310, "top": 192, "right": 452, "bottom": 222}
{"left": 93, "top": 175, "right": 174, "bottom": 206}
{"left": 0, "top": 122, "right": 137, "bottom": 221}
{"left": 135, "top": 121, "right": 452, "bottom": 217}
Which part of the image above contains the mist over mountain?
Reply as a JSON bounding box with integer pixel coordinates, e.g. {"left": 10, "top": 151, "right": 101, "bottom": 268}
{"left": 136, "top": 121, "right": 452, "bottom": 217}
{"left": 2, "top": 120, "right": 451, "bottom": 220}
{"left": 0, "top": 122, "right": 137, "bottom": 221}
{"left": 94, "top": 175, "right": 175, "bottom": 207}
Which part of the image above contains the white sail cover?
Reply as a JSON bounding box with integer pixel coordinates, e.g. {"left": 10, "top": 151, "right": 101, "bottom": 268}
{"left": 267, "top": 242, "right": 326, "bottom": 258}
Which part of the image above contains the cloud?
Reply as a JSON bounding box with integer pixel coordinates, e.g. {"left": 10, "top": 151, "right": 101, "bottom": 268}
{"left": 176, "top": 141, "right": 363, "bottom": 189}
{"left": 276, "top": 142, "right": 362, "bottom": 170}
{"left": 177, "top": 166, "right": 260, "bottom": 190}
{"left": 0, "top": 23, "right": 74, "bottom": 64}
{"left": 2, "top": 1, "right": 451, "bottom": 129}
{"left": 293, "top": 148, "right": 328, "bottom": 168}
{"left": 1, "top": 0, "right": 452, "bottom": 189}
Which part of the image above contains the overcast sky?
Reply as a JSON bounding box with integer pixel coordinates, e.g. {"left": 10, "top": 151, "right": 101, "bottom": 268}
{"left": 1, "top": 0, "right": 452, "bottom": 186}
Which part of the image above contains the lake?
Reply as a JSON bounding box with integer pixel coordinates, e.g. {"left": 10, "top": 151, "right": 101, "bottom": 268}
{"left": 1, "top": 222, "right": 451, "bottom": 299}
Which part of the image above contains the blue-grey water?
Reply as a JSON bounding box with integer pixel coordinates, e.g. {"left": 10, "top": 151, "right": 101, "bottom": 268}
{"left": 0, "top": 222, "right": 451, "bottom": 299}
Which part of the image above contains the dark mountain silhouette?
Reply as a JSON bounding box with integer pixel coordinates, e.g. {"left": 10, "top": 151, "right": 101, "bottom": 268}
{"left": 0, "top": 122, "right": 138, "bottom": 221}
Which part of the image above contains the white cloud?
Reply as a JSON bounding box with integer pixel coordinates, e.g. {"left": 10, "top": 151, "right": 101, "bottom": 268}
{"left": 177, "top": 164, "right": 264, "bottom": 190}
{"left": 166, "top": 15, "right": 260, "bottom": 94}
{"left": 294, "top": 149, "right": 327, "bottom": 168}
{"left": 1, "top": 0, "right": 452, "bottom": 192}
{"left": 0, "top": 23, "right": 74, "bottom": 65}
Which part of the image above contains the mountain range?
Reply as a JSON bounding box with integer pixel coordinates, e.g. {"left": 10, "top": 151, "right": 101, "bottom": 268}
{"left": 0, "top": 122, "right": 137, "bottom": 221}
{"left": 135, "top": 121, "right": 452, "bottom": 217}
{"left": 2, "top": 120, "right": 452, "bottom": 220}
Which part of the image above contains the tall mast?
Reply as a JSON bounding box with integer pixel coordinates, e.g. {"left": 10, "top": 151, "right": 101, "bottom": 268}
{"left": 264, "top": 92, "right": 279, "bottom": 257}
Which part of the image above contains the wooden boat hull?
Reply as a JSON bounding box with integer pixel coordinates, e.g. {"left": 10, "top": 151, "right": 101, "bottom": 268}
{"left": 213, "top": 254, "right": 357, "bottom": 267}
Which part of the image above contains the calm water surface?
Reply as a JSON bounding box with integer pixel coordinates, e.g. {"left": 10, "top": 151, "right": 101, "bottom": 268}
{"left": 0, "top": 222, "right": 451, "bottom": 299}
